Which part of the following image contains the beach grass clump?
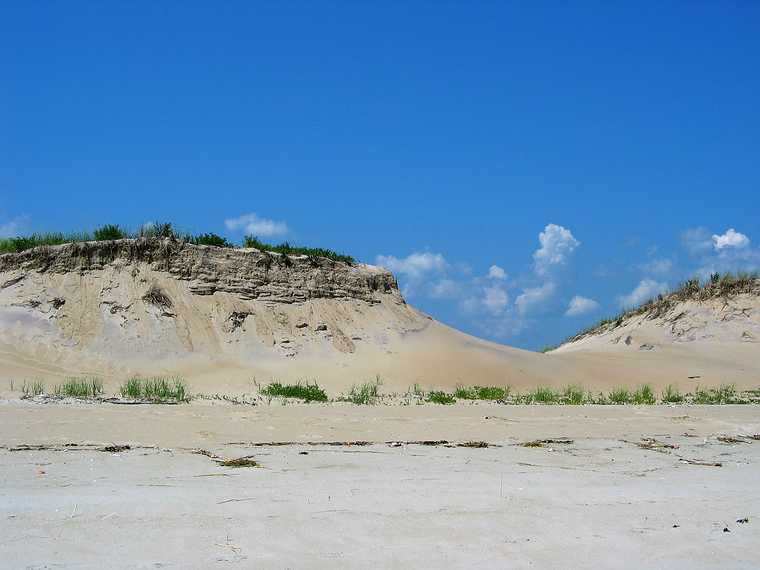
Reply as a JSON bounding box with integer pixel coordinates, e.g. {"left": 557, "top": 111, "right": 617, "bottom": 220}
{"left": 21, "top": 380, "right": 45, "bottom": 398}
{"left": 346, "top": 377, "right": 382, "bottom": 405}
{"left": 119, "top": 376, "right": 189, "bottom": 402}
{"left": 609, "top": 387, "right": 631, "bottom": 405}
{"left": 0, "top": 232, "right": 93, "bottom": 253}
{"left": 54, "top": 377, "right": 103, "bottom": 399}
{"left": 427, "top": 391, "right": 456, "bottom": 405}
{"left": 661, "top": 384, "right": 684, "bottom": 404}
{"left": 454, "top": 385, "right": 509, "bottom": 400}
{"left": 691, "top": 384, "right": 741, "bottom": 404}
{"left": 632, "top": 384, "right": 656, "bottom": 405}
{"left": 93, "top": 224, "right": 129, "bottom": 241}
{"left": 260, "top": 381, "right": 328, "bottom": 402}
{"left": 190, "top": 233, "right": 234, "bottom": 248}
{"left": 562, "top": 384, "right": 587, "bottom": 405}
{"left": 243, "top": 235, "right": 355, "bottom": 264}
{"left": 525, "top": 386, "right": 559, "bottom": 404}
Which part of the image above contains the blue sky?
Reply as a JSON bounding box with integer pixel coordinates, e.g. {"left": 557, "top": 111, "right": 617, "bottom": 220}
{"left": 2, "top": 2, "right": 759, "bottom": 350}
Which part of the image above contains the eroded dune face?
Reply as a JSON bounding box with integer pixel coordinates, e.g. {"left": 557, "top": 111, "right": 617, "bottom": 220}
{"left": 0, "top": 239, "right": 759, "bottom": 394}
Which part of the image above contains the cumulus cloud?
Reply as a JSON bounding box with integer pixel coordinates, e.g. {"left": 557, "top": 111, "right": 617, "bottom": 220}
{"left": 515, "top": 282, "right": 557, "bottom": 315}
{"left": 430, "top": 278, "right": 461, "bottom": 299}
{"left": 565, "top": 295, "right": 600, "bottom": 317}
{"left": 225, "top": 213, "right": 289, "bottom": 238}
{"left": 482, "top": 284, "right": 509, "bottom": 315}
{"left": 639, "top": 258, "right": 673, "bottom": 276}
{"left": 487, "top": 265, "right": 507, "bottom": 280}
{"left": 712, "top": 228, "right": 750, "bottom": 251}
{"left": 681, "top": 227, "right": 713, "bottom": 256}
{"left": 533, "top": 224, "right": 580, "bottom": 275}
{"left": 618, "top": 279, "right": 668, "bottom": 308}
{"left": 0, "top": 216, "right": 28, "bottom": 238}
{"left": 375, "top": 252, "right": 448, "bottom": 280}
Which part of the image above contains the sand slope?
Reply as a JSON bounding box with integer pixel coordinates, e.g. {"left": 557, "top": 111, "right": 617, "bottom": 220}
{"left": 1, "top": 240, "right": 758, "bottom": 394}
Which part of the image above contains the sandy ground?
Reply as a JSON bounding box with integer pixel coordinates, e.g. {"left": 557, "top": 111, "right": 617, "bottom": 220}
{"left": 2, "top": 400, "right": 759, "bottom": 568}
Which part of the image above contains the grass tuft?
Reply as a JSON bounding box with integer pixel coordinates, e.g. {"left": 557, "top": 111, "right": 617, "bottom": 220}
{"left": 243, "top": 235, "right": 355, "bottom": 264}
{"left": 525, "top": 386, "right": 559, "bottom": 404}
{"left": 346, "top": 377, "right": 382, "bottom": 405}
{"left": 661, "top": 384, "right": 684, "bottom": 404}
{"left": 454, "top": 385, "right": 509, "bottom": 400}
{"left": 54, "top": 377, "right": 103, "bottom": 398}
{"left": 609, "top": 387, "right": 631, "bottom": 405}
{"left": 562, "top": 384, "right": 587, "bottom": 405}
{"left": 119, "top": 376, "right": 189, "bottom": 402}
{"left": 260, "top": 381, "right": 328, "bottom": 402}
{"left": 427, "top": 391, "right": 456, "bottom": 405}
{"left": 632, "top": 384, "right": 656, "bottom": 405}
{"left": 21, "top": 380, "right": 45, "bottom": 398}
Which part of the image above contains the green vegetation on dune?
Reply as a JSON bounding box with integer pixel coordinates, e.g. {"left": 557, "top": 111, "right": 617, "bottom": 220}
{"left": 549, "top": 272, "right": 760, "bottom": 351}
{"left": 119, "top": 376, "right": 189, "bottom": 402}
{"left": 55, "top": 377, "right": 104, "bottom": 399}
{"left": 0, "top": 222, "right": 355, "bottom": 263}
{"left": 243, "top": 235, "right": 355, "bottom": 264}
{"left": 260, "top": 381, "right": 328, "bottom": 402}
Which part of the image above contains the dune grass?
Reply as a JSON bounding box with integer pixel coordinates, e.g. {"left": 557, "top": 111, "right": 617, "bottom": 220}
{"left": 345, "top": 377, "right": 382, "bottom": 405}
{"left": 54, "top": 377, "right": 103, "bottom": 399}
{"left": 243, "top": 235, "right": 355, "bottom": 264}
{"left": 427, "top": 391, "right": 456, "bottom": 405}
{"left": 453, "top": 385, "right": 509, "bottom": 400}
{"left": 119, "top": 376, "right": 189, "bottom": 402}
{"left": 21, "top": 380, "right": 45, "bottom": 398}
{"left": 660, "top": 384, "right": 684, "bottom": 404}
{"left": 260, "top": 381, "right": 328, "bottom": 402}
{"left": 632, "top": 384, "right": 656, "bottom": 405}
{"left": 692, "top": 384, "right": 741, "bottom": 404}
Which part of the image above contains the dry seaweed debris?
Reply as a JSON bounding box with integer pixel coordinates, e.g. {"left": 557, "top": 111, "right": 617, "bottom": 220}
{"left": 520, "top": 438, "right": 574, "bottom": 448}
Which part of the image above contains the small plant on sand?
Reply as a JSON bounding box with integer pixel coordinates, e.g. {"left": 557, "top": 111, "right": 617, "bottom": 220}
{"left": 260, "top": 381, "right": 328, "bottom": 402}
{"left": 661, "top": 384, "right": 684, "bottom": 404}
{"left": 526, "top": 386, "right": 559, "bottom": 404}
{"left": 346, "top": 376, "right": 382, "bottom": 405}
{"left": 562, "top": 385, "right": 587, "bottom": 405}
{"left": 120, "top": 376, "right": 189, "bottom": 402}
{"left": 632, "top": 384, "right": 656, "bottom": 405}
{"left": 55, "top": 377, "right": 103, "bottom": 398}
{"left": 427, "top": 391, "right": 456, "bottom": 405}
{"left": 609, "top": 387, "right": 631, "bottom": 405}
{"left": 21, "top": 380, "right": 45, "bottom": 398}
{"left": 691, "top": 384, "right": 741, "bottom": 404}
{"left": 454, "top": 385, "right": 509, "bottom": 400}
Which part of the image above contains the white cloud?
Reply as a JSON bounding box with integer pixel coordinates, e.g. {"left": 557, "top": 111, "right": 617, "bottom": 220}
{"left": 487, "top": 265, "right": 507, "bottom": 280}
{"left": 483, "top": 284, "right": 509, "bottom": 315}
{"left": 681, "top": 227, "right": 713, "bottom": 256}
{"left": 375, "top": 252, "right": 448, "bottom": 280}
{"left": 225, "top": 213, "right": 289, "bottom": 238}
{"left": 639, "top": 258, "right": 673, "bottom": 276}
{"left": 533, "top": 224, "right": 580, "bottom": 275}
{"left": 618, "top": 279, "right": 668, "bottom": 308}
{"left": 0, "top": 216, "right": 28, "bottom": 238}
{"left": 430, "top": 278, "right": 461, "bottom": 299}
{"left": 565, "top": 295, "right": 600, "bottom": 317}
{"left": 515, "top": 282, "right": 557, "bottom": 315}
{"left": 712, "top": 228, "right": 750, "bottom": 250}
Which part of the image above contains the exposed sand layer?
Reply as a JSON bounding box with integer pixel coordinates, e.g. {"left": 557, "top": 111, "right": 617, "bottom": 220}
{"left": 1, "top": 401, "right": 759, "bottom": 568}
{"left": 1, "top": 240, "right": 759, "bottom": 393}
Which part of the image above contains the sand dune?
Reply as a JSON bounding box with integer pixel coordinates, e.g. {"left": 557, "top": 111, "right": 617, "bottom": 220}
{"left": 1, "top": 239, "right": 758, "bottom": 394}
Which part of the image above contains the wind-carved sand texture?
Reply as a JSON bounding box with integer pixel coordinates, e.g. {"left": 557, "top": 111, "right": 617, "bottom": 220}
{"left": 1, "top": 238, "right": 760, "bottom": 394}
